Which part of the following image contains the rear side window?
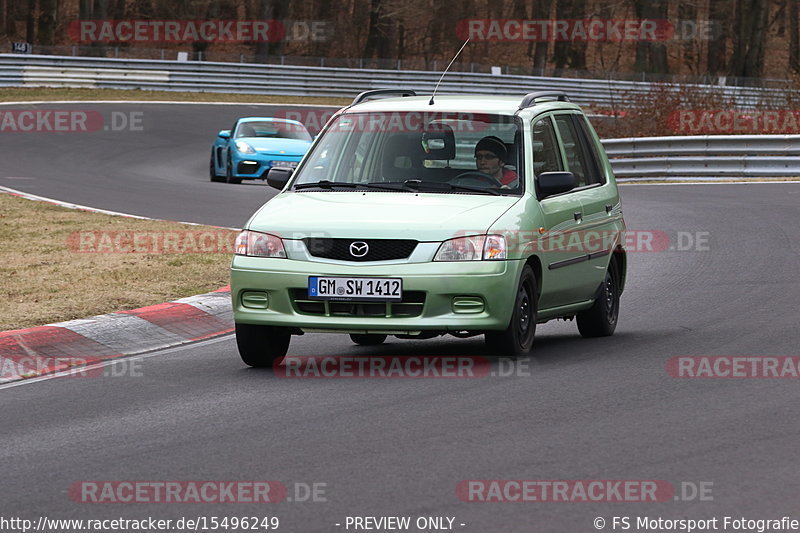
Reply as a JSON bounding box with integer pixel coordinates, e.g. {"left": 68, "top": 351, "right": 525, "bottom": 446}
{"left": 554, "top": 114, "right": 601, "bottom": 187}
{"left": 574, "top": 115, "right": 607, "bottom": 185}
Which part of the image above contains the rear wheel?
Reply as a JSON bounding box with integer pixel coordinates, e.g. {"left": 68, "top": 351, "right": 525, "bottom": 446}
{"left": 235, "top": 323, "right": 290, "bottom": 367}
{"left": 576, "top": 259, "right": 620, "bottom": 338}
{"left": 349, "top": 334, "right": 387, "bottom": 346}
{"left": 226, "top": 156, "right": 242, "bottom": 184}
{"left": 485, "top": 265, "right": 537, "bottom": 357}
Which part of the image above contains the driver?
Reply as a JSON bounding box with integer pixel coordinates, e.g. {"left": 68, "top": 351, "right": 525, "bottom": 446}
{"left": 474, "top": 136, "right": 518, "bottom": 188}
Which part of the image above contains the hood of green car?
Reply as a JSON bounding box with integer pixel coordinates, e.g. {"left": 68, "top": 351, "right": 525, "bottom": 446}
{"left": 247, "top": 192, "right": 521, "bottom": 241}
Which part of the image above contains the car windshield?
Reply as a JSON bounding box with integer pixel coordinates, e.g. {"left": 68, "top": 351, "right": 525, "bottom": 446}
{"left": 235, "top": 121, "right": 311, "bottom": 141}
{"left": 291, "top": 111, "right": 523, "bottom": 195}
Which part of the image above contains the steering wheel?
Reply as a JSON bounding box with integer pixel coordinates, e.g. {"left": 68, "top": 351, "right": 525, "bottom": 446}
{"left": 450, "top": 171, "right": 503, "bottom": 188}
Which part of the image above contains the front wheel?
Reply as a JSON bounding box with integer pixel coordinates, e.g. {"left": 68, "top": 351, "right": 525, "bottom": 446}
{"left": 209, "top": 152, "right": 222, "bottom": 182}
{"left": 226, "top": 156, "right": 242, "bottom": 184}
{"left": 485, "top": 265, "right": 537, "bottom": 357}
{"left": 235, "top": 323, "right": 291, "bottom": 367}
{"left": 576, "top": 259, "right": 620, "bottom": 338}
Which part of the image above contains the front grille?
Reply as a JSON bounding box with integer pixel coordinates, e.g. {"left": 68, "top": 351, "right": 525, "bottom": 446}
{"left": 291, "top": 289, "right": 425, "bottom": 318}
{"left": 303, "top": 238, "right": 417, "bottom": 262}
{"left": 237, "top": 161, "right": 260, "bottom": 174}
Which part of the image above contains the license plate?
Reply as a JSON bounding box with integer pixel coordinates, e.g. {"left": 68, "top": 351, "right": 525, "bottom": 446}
{"left": 271, "top": 160, "right": 298, "bottom": 168}
{"left": 308, "top": 276, "right": 402, "bottom": 301}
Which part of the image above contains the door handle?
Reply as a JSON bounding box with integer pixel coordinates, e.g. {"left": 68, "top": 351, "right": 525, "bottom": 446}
{"left": 574, "top": 211, "right": 583, "bottom": 221}
{"left": 605, "top": 204, "right": 613, "bottom": 213}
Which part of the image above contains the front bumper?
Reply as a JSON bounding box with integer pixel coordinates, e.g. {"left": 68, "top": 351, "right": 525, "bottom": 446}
{"left": 232, "top": 154, "right": 301, "bottom": 178}
{"left": 231, "top": 256, "right": 524, "bottom": 333}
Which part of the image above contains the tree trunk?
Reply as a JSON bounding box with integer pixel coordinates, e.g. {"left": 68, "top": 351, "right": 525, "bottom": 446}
{"left": 553, "top": 0, "right": 586, "bottom": 76}
{"left": 26, "top": 0, "right": 35, "bottom": 43}
{"left": 531, "top": 0, "right": 551, "bottom": 75}
{"left": 707, "top": 0, "right": 730, "bottom": 75}
{"left": 729, "top": 0, "right": 769, "bottom": 83}
{"left": 633, "top": 0, "right": 669, "bottom": 75}
{"left": 36, "top": 0, "right": 55, "bottom": 45}
{"left": 791, "top": 0, "right": 800, "bottom": 74}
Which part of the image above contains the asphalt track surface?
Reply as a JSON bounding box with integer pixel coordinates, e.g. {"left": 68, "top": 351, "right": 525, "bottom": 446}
{"left": 2, "top": 103, "right": 800, "bottom": 532}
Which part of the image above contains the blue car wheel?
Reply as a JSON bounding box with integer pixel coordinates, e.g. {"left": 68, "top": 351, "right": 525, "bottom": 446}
{"left": 226, "top": 154, "right": 242, "bottom": 185}
{"left": 209, "top": 151, "right": 223, "bottom": 182}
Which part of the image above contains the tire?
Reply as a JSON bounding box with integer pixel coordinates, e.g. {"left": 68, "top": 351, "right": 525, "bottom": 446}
{"left": 209, "top": 152, "right": 222, "bottom": 182}
{"left": 349, "top": 333, "right": 387, "bottom": 346}
{"left": 226, "top": 156, "right": 242, "bottom": 184}
{"left": 576, "top": 258, "right": 620, "bottom": 338}
{"left": 235, "top": 323, "right": 291, "bottom": 367}
{"left": 485, "top": 265, "right": 537, "bottom": 357}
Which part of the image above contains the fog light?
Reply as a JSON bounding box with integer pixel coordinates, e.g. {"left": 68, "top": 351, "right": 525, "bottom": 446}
{"left": 241, "top": 291, "right": 269, "bottom": 309}
{"left": 452, "top": 296, "right": 484, "bottom": 314}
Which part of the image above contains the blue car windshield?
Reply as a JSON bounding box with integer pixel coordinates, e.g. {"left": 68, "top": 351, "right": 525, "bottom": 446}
{"left": 235, "top": 121, "right": 311, "bottom": 141}
{"left": 291, "top": 112, "right": 523, "bottom": 195}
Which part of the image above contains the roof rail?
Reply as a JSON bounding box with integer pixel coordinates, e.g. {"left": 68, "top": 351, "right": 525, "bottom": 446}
{"left": 518, "top": 91, "right": 570, "bottom": 110}
{"left": 351, "top": 89, "right": 417, "bottom": 106}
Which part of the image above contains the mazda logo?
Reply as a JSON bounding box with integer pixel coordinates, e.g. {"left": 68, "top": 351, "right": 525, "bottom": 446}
{"left": 349, "top": 241, "right": 369, "bottom": 258}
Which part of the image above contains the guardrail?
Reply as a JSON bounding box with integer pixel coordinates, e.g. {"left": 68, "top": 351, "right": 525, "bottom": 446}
{"left": 0, "top": 54, "right": 792, "bottom": 109}
{"left": 602, "top": 135, "right": 800, "bottom": 180}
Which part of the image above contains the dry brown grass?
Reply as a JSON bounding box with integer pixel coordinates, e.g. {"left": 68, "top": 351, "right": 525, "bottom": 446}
{"left": 0, "top": 87, "right": 351, "bottom": 106}
{"left": 0, "top": 193, "right": 237, "bottom": 331}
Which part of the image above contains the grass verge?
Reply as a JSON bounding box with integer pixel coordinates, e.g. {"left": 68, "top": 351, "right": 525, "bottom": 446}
{"left": 0, "top": 192, "right": 237, "bottom": 331}
{"left": 0, "top": 87, "right": 351, "bottom": 106}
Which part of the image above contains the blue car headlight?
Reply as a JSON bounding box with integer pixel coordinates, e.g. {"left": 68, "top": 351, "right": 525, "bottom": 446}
{"left": 235, "top": 141, "right": 256, "bottom": 154}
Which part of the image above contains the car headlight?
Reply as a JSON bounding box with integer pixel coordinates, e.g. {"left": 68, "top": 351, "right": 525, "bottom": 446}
{"left": 235, "top": 141, "right": 256, "bottom": 154}
{"left": 434, "top": 235, "right": 506, "bottom": 261}
{"left": 234, "top": 230, "right": 286, "bottom": 258}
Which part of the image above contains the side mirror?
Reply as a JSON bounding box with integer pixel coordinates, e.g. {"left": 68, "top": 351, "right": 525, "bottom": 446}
{"left": 218, "top": 130, "right": 231, "bottom": 140}
{"left": 538, "top": 171, "right": 577, "bottom": 198}
{"left": 267, "top": 167, "right": 294, "bottom": 190}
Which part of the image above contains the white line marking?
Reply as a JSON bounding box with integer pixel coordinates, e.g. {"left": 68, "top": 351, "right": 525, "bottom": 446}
{"left": 0, "top": 185, "right": 239, "bottom": 230}
{"left": 0, "top": 333, "right": 234, "bottom": 391}
{"left": 0, "top": 100, "right": 341, "bottom": 107}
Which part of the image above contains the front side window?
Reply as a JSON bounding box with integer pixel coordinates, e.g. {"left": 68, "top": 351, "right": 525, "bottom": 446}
{"left": 531, "top": 116, "right": 563, "bottom": 177}
{"left": 292, "top": 112, "right": 523, "bottom": 195}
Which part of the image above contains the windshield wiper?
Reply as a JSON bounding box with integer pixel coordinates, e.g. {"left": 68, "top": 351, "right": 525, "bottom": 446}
{"left": 444, "top": 183, "right": 501, "bottom": 195}
{"left": 398, "top": 179, "right": 501, "bottom": 196}
{"left": 294, "top": 180, "right": 359, "bottom": 190}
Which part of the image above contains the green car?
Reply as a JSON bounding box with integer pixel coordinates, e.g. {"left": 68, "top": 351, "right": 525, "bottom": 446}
{"left": 231, "top": 90, "right": 627, "bottom": 366}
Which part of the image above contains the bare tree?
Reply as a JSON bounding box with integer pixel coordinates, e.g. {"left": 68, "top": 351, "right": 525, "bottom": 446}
{"left": 729, "top": 0, "right": 769, "bottom": 82}
{"left": 791, "top": 0, "right": 800, "bottom": 73}
{"left": 553, "top": 0, "right": 587, "bottom": 76}
{"left": 633, "top": 0, "right": 669, "bottom": 74}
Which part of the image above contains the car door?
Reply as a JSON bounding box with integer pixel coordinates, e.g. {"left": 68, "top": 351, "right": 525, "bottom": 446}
{"left": 551, "top": 113, "right": 615, "bottom": 301}
{"left": 570, "top": 113, "right": 623, "bottom": 276}
{"left": 531, "top": 115, "right": 589, "bottom": 309}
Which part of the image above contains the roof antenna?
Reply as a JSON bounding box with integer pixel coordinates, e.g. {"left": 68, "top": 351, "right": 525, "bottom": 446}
{"left": 429, "top": 38, "right": 470, "bottom": 106}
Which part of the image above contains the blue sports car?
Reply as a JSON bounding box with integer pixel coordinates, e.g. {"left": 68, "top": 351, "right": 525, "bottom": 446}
{"left": 209, "top": 117, "right": 313, "bottom": 184}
